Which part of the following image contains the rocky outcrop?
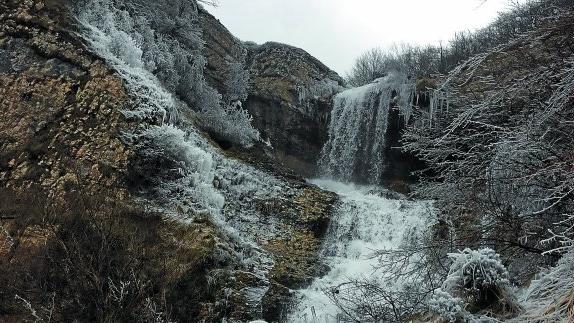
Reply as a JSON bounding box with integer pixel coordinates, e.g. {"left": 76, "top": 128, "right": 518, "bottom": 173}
{"left": 244, "top": 42, "right": 345, "bottom": 176}
{"left": 198, "top": 7, "right": 245, "bottom": 94}
{"left": 199, "top": 11, "right": 345, "bottom": 177}
{"left": 0, "top": 0, "right": 133, "bottom": 198}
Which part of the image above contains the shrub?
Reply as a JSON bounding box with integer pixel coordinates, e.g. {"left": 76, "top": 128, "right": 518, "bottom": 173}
{"left": 441, "top": 248, "right": 519, "bottom": 315}
{"left": 428, "top": 289, "right": 465, "bottom": 323}
{"left": 75, "top": 0, "right": 261, "bottom": 148}
{"left": 0, "top": 186, "right": 229, "bottom": 322}
{"left": 126, "top": 125, "right": 225, "bottom": 211}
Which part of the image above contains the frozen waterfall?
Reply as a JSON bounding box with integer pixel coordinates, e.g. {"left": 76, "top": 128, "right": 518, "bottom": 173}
{"left": 319, "top": 74, "right": 414, "bottom": 184}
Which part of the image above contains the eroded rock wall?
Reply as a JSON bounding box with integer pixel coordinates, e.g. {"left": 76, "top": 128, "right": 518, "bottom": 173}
{"left": 0, "top": 0, "right": 133, "bottom": 198}
{"left": 245, "top": 42, "right": 345, "bottom": 176}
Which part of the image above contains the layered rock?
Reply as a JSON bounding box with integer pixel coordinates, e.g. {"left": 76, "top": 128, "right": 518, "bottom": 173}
{"left": 198, "top": 10, "right": 345, "bottom": 177}
{"left": 0, "top": 0, "right": 133, "bottom": 198}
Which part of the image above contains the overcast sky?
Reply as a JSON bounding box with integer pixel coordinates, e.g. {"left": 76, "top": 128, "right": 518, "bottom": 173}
{"left": 205, "top": 0, "right": 520, "bottom": 76}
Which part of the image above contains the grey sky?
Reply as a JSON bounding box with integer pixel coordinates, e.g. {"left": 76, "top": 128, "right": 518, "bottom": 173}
{"left": 205, "top": 0, "right": 519, "bottom": 76}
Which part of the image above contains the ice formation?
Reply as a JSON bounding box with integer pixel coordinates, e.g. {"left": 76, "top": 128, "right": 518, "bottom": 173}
{"left": 319, "top": 74, "right": 414, "bottom": 184}
{"left": 73, "top": 0, "right": 297, "bottom": 316}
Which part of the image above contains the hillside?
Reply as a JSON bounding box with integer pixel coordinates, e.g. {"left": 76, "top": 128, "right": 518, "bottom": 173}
{"left": 0, "top": 1, "right": 339, "bottom": 321}
{"left": 1, "top": 0, "right": 574, "bottom": 322}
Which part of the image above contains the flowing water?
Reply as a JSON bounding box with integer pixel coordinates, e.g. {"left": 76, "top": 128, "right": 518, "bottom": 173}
{"left": 73, "top": 1, "right": 432, "bottom": 321}
{"left": 287, "top": 179, "right": 432, "bottom": 322}
{"left": 288, "top": 74, "right": 432, "bottom": 322}
{"left": 319, "top": 74, "right": 414, "bottom": 184}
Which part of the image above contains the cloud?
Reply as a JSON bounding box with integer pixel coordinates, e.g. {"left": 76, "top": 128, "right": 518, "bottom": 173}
{"left": 206, "top": 0, "right": 516, "bottom": 75}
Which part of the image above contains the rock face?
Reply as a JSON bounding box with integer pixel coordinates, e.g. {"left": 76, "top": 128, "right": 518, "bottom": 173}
{"left": 244, "top": 42, "right": 345, "bottom": 176}
{"left": 0, "top": 0, "right": 133, "bottom": 198}
{"left": 199, "top": 10, "right": 345, "bottom": 177}
{"left": 198, "top": 7, "right": 245, "bottom": 94}
{"left": 0, "top": 1, "right": 338, "bottom": 322}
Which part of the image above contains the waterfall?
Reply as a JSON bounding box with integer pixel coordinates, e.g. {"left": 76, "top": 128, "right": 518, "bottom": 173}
{"left": 73, "top": 1, "right": 430, "bottom": 320}
{"left": 319, "top": 73, "right": 414, "bottom": 184}
{"left": 288, "top": 75, "right": 431, "bottom": 322}
{"left": 287, "top": 179, "right": 433, "bottom": 322}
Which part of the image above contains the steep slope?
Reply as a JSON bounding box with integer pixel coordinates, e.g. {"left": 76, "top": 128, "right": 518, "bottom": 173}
{"left": 405, "top": 5, "right": 574, "bottom": 272}
{"left": 198, "top": 6, "right": 245, "bottom": 94}
{"left": 0, "top": 1, "right": 338, "bottom": 322}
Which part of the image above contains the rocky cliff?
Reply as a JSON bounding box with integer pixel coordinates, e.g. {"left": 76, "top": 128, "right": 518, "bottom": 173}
{"left": 244, "top": 42, "right": 345, "bottom": 176}
{"left": 198, "top": 7, "right": 245, "bottom": 94}
{"left": 0, "top": 1, "right": 338, "bottom": 322}
{"left": 198, "top": 9, "right": 345, "bottom": 176}
{"left": 0, "top": 0, "right": 132, "bottom": 198}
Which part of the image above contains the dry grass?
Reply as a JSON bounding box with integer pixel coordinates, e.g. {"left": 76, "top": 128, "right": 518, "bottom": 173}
{"left": 0, "top": 185, "right": 231, "bottom": 322}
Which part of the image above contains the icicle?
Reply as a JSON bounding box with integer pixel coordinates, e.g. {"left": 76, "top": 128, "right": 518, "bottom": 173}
{"left": 319, "top": 73, "right": 414, "bottom": 184}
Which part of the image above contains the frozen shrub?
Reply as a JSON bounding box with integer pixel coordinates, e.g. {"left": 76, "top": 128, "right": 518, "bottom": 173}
{"left": 76, "top": 0, "right": 260, "bottom": 147}
{"left": 127, "top": 125, "right": 224, "bottom": 211}
{"left": 443, "top": 248, "right": 516, "bottom": 313}
{"left": 224, "top": 58, "right": 250, "bottom": 103}
{"left": 428, "top": 289, "right": 466, "bottom": 322}
{"left": 199, "top": 100, "right": 260, "bottom": 148}
{"left": 445, "top": 248, "right": 509, "bottom": 293}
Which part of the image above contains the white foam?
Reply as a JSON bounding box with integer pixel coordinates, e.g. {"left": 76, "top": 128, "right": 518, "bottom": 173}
{"left": 288, "top": 178, "right": 433, "bottom": 322}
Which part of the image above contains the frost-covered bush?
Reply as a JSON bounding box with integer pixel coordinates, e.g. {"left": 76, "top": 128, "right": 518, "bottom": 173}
{"left": 426, "top": 249, "right": 520, "bottom": 321}
{"left": 76, "top": 0, "right": 260, "bottom": 147}
{"left": 442, "top": 248, "right": 517, "bottom": 314}
{"left": 445, "top": 248, "right": 510, "bottom": 295}
{"left": 224, "top": 57, "right": 250, "bottom": 103}
{"left": 199, "top": 100, "right": 260, "bottom": 148}
{"left": 428, "top": 289, "right": 466, "bottom": 322}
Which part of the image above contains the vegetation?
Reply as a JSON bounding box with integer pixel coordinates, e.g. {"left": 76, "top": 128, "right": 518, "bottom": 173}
{"left": 75, "top": 0, "right": 260, "bottom": 148}
{"left": 0, "top": 186, "right": 230, "bottom": 322}
{"left": 346, "top": 0, "right": 574, "bottom": 86}
{"left": 330, "top": 0, "right": 574, "bottom": 321}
